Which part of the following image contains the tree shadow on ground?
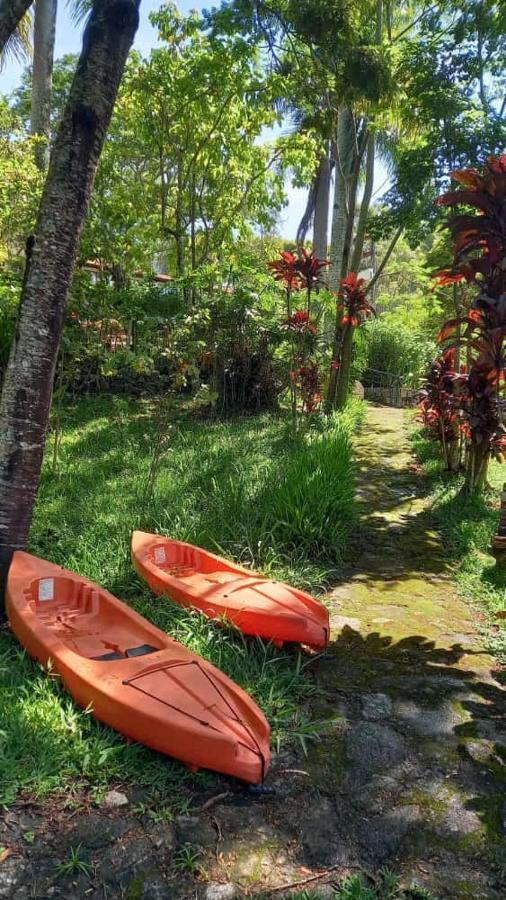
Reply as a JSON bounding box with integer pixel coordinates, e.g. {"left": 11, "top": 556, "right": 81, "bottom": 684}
{"left": 225, "top": 624, "right": 506, "bottom": 898}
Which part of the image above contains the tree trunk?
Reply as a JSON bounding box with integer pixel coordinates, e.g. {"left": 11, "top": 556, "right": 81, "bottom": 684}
{"left": 326, "top": 109, "right": 355, "bottom": 408}
{"left": 328, "top": 107, "right": 355, "bottom": 292}
{"left": 0, "top": 0, "right": 140, "bottom": 605}
{"left": 350, "top": 131, "right": 375, "bottom": 275}
{"left": 327, "top": 110, "right": 363, "bottom": 409}
{"left": 334, "top": 323, "right": 354, "bottom": 410}
{"left": 312, "top": 151, "right": 331, "bottom": 263}
{"left": 464, "top": 442, "right": 490, "bottom": 495}
{"left": 31, "top": 0, "right": 58, "bottom": 170}
{"left": 0, "top": 0, "right": 33, "bottom": 53}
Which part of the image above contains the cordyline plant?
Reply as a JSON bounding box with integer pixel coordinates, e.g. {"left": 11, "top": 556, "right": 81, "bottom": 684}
{"left": 267, "top": 248, "right": 329, "bottom": 316}
{"left": 267, "top": 249, "right": 329, "bottom": 431}
{"left": 435, "top": 154, "right": 506, "bottom": 493}
{"left": 417, "top": 348, "right": 467, "bottom": 473}
{"left": 328, "top": 272, "right": 376, "bottom": 411}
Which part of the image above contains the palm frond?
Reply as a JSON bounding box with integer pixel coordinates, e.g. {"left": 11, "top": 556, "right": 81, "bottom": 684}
{"left": 67, "top": 0, "right": 92, "bottom": 25}
{"left": 0, "top": 10, "right": 32, "bottom": 69}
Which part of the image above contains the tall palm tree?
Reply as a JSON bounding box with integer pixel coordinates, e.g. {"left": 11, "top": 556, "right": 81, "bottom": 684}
{"left": 296, "top": 146, "right": 333, "bottom": 262}
{"left": 4, "top": 0, "right": 91, "bottom": 170}
{"left": 31, "top": 0, "right": 58, "bottom": 169}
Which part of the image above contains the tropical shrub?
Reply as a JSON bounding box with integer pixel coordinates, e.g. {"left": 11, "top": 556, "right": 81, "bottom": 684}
{"left": 417, "top": 348, "right": 466, "bottom": 471}
{"left": 267, "top": 249, "right": 329, "bottom": 431}
{"left": 0, "top": 275, "right": 21, "bottom": 384}
{"left": 203, "top": 280, "right": 284, "bottom": 415}
{"left": 363, "top": 319, "right": 435, "bottom": 387}
{"left": 435, "top": 154, "right": 506, "bottom": 492}
{"left": 330, "top": 272, "right": 376, "bottom": 410}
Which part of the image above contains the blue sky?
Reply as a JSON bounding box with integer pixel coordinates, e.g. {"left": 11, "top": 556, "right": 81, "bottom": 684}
{"left": 0, "top": 1, "right": 389, "bottom": 240}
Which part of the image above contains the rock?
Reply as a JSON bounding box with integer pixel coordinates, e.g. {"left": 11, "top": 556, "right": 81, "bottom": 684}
{"left": 361, "top": 693, "right": 392, "bottom": 721}
{"left": 352, "top": 381, "right": 365, "bottom": 400}
{"left": 98, "top": 837, "right": 159, "bottom": 887}
{"left": 353, "top": 775, "right": 400, "bottom": 814}
{"left": 311, "top": 886, "right": 336, "bottom": 898}
{"left": 176, "top": 815, "right": 216, "bottom": 849}
{"left": 62, "top": 814, "right": 132, "bottom": 850}
{"left": 437, "top": 794, "right": 483, "bottom": 837}
{"left": 204, "top": 883, "right": 238, "bottom": 900}
{"left": 139, "top": 874, "right": 173, "bottom": 899}
{"left": 465, "top": 739, "right": 496, "bottom": 764}
{"left": 103, "top": 789, "right": 129, "bottom": 808}
{"left": 393, "top": 700, "right": 465, "bottom": 737}
{"left": 330, "top": 614, "right": 361, "bottom": 633}
{"left": 345, "top": 722, "right": 407, "bottom": 774}
{"left": 359, "top": 805, "right": 421, "bottom": 865}
{"left": 147, "top": 822, "right": 176, "bottom": 856}
{"left": 301, "top": 798, "right": 356, "bottom": 867}
{"left": 500, "top": 801, "right": 506, "bottom": 836}
{"left": 0, "top": 858, "right": 31, "bottom": 898}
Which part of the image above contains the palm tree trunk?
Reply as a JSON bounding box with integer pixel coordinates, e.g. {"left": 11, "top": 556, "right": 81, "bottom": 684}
{"left": 328, "top": 107, "right": 355, "bottom": 292}
{"left": 312, "top": 150, "right": 331, "bottom": 262}
{"left": 31, "top": 0, "right": 58, "bottom": 170}
{"left": 0, "top": 0, "right": 140, "bottom": 604}
{"left": 0, "top": 0, "right": 33, "bottom": 53}
{"left": 326, "top": 109, "right": 362, "bottom": 408}
{"left": 350, "top": 131, "right": 375, "bottom": 275}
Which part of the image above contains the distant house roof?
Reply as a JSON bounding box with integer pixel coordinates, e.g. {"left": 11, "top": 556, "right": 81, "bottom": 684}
{"left": 82, "top": 260, "right": 173, "bottom": 283}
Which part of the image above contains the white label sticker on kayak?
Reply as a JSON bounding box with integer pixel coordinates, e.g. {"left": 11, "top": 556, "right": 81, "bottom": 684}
{"left": 38, "top": 578, "right": 54, "bottom": 602}
{"left": 154, "top": 546, "right": 166, "bottom": 564}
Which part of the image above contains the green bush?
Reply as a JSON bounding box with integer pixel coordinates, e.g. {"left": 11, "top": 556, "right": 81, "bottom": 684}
{"left": 257, "top": 399, "right": 363, "bottom": 561}
{"left": 0, "top": 274, "right": 20, "bottom": 382}
{"left": 362, "top": 318, "right": 435, "bottom": 387}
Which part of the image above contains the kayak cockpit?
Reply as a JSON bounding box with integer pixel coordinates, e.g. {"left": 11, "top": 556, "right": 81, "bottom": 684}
{"left": 23, "top": 575, "right": 163, "bottom": 661}
{"left": 147, "top": 541, "right": 230, "bottom": 578}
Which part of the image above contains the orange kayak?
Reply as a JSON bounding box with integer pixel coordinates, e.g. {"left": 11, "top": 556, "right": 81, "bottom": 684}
{"left": 6, "top": 551, "right": 270, "bottom": 784}
{"left": 131, "top": 531, "right": 329, "bottom": 651}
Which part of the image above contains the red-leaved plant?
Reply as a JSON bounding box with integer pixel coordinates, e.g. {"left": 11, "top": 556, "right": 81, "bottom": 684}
{"left": 284, "top": 310, "right": 318, "bottom": 335}
{"left": 435, "top": 155, "right": 506, "bottom": 491}
{"left": 267, "top": 249, "right": 329, "bottom": 431}
{"left": 327, "top": 271, "right": 376, "bottom": 410}
{"left": 417, "top": 348, "right": 467, "bottom": 472}
{"left": 337, "top": 272, "right": 376, "bottom": 327}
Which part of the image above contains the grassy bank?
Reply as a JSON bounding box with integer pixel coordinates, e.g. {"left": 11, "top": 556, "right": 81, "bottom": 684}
{"left": 1, "top": 397, "right": 362, "bottom": 806}
{"left": 412, "top": 426, "right": 506, "bottom": 647}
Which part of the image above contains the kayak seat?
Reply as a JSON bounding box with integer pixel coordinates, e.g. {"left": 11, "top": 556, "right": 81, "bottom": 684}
{"left": 93, "top": 650, "right": 123, "bottom": 661}
{"left": 92, "top": 644, "right": 158, "bottom": 661}
{"left": 126, "top": 643, "right": 158, "bottom": 658}
{"left": 165, "top": 564, "right": 195, "bottom": 578}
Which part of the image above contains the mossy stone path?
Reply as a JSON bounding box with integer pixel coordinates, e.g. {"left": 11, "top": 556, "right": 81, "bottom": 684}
{"left": 298, "top": 404, "right": 506, "bottom": 898}
{"left": 205, "top": 404, "right": 506, "bottom": 898}
{"left": 1, "top": 404, "right": 505, "bottom": 899}
{"left": 175, "top": 405, "right": 506, "bottom": 897}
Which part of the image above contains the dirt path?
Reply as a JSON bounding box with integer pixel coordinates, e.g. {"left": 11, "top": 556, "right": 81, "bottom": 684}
{"left": 2, "top": 405, "right": 505, "bottom": 899}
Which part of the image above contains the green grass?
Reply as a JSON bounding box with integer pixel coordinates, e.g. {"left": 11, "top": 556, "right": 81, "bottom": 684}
{"left": 0, "top": 396, "right": 362, "bottom": 806}
{"left": 411, "top": 425, "right": 506, "bottom": 660}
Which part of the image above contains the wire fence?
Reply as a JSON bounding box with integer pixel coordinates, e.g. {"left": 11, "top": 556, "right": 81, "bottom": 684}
{"left": 361, "top": 368, "right": 417, "bottom": 408}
